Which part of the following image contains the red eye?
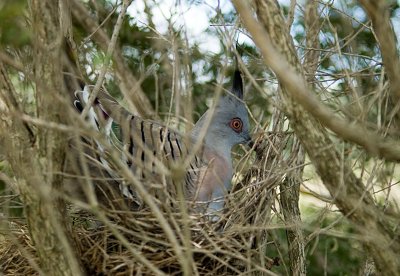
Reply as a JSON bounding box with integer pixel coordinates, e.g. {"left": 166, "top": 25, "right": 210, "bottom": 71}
{"left": 230, "top": 118, "right": 243, "bottom": 133}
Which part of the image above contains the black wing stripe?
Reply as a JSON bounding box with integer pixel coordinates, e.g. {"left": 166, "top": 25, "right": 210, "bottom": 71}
{"left": 127, "top": 137, "right": 133, "bottom": 167}
{"left": 189, "top": 162, "right": 198, "bottom": 176}
{"left": 167, "top": 131, "right": 175, "bottom": 160}
{"left": 140, "top": 120, "right": 145, "bottom": 162}
{"left": 126, "top": 115, "right": 134, "bottom": 167}
{"left": 174, "top": 133, "right": 183, "bottom": 156}
{"left": 184, "top": 173, "right": 192, "bottom": 191}
{"left": 149, "top": 123, "right": 157, "bottom": 174}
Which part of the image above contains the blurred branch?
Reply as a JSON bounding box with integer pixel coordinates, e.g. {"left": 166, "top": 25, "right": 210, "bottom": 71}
{"left": 286, "top": 0, "right": 297, "bottom": 31}
{"left": 358, "top": 0, "right": 400, "bottom": 104}
{"left": 282, "top": 3, "right": 321, "bottom": 274}
{"left": 80, "top": 0, "right": 130, "bottom": 118}
{"left": 303, "top": 0, "right": 321, "bottom": 81}
{"left": 70, "top": 0, "right": 155, "bottom": 118}
{"left": 289, "top": 9, "right": 323, "bottom": 264}
{"left": 233, "top": 0, "right": 400, "bottom": 274}
{"left": 252, "top": 0, "right": 312, "bottom": 274}
{"left": 0, "top": 0, "right": 84, "bottom": 274}
{"left": 0, "top": 65, "right": 35, "bottom": 143}
{"left": 0, "top": 52, "right": 25, "bottom": 73}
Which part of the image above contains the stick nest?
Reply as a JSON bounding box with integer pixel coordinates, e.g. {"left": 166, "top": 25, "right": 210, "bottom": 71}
{"left": 1, "top": 134, "right": 285, "bottom": 275}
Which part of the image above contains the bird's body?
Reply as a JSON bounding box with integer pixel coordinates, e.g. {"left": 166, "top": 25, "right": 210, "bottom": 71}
{"left": 74, "top": 70, "right": 250, "bottom": 214}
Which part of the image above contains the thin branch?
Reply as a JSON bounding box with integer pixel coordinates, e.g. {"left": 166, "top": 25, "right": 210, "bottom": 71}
{"left": 286, "top": 0, "right": 297, "bottom": 31}
{"left": 81, "top": 0, "right": 130, "bottom": 118}
{"left": 303, "top": 0, "right": 321, "bottom": 80}
{"left": 0, "top": 52, "right": 25, "bottom": 73}
{"left": 358, "top": 0, "right": 400, "bottom": 102}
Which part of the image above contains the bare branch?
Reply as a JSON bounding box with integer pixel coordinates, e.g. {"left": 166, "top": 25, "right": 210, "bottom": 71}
{"left": 80, "top": 0, "right": 130, "bottom": 118}
{"left": 358, "top": 0, "right": 400, "bottom": 102}
{"left": 233, "top": 0, "right": 400, "bottom": 274}
{"left": 0, "top": 51, "right": 25, "bottom": 73}
{"left": 286, "top": 0, "right": 297, "bottom": 31}
{"left": 303, "top": 0, "right": 321, "bottom": 80}
{"left": 279, "top": 1, "right": 323, "bottom": 274}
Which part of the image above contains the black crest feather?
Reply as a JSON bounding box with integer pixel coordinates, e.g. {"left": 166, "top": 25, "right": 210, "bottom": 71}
{"left": 232, "top": 70, "right": 243, "bottom": 99}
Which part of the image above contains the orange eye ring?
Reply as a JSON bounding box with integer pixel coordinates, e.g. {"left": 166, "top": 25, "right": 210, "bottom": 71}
{"left": 230, "top": 118, "right": 243, "bottom": 133}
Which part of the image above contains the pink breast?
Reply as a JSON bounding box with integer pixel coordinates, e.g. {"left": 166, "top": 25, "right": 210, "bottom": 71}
{"left": 195, "top": 149, "right": 231, "bottom": 202}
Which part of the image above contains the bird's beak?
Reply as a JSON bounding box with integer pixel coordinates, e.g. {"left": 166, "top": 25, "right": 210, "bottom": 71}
{"left": 247, "top": 139, "right": 254, "bottom": 148}
{"left": 244, "top": 134, "right": 254, "bottom": 148}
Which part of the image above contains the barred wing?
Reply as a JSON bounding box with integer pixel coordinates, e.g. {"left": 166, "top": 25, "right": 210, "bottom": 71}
{"left": 75, "top": 86, "right": 208, "bottom": 207}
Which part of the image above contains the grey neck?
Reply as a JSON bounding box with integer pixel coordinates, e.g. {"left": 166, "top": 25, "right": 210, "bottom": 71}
{"left": 191, "top": 120, "right": 233, "bottom": 163}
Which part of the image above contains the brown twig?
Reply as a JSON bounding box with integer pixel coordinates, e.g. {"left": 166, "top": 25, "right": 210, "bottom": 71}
{"left": 81, "top": 0, "right": 131, "bottom": 118}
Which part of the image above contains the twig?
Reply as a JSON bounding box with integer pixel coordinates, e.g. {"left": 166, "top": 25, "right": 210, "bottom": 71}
{"left": 358, "top": 1, "right": 400, "bottom": 102}
{"left": 81, "top": 0, "right": 131, "bottom": 118}
{"left": 0, "top": 52, "right": 25, "bottom": 73}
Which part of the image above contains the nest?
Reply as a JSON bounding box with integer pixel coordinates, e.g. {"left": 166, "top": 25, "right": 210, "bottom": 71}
{"left": 1, "top": 181, "right": 280, "bottom": 275}
{"left": 0, "top": 132, "right": 289, "bottom": 275}
{"left": 1, "top": 208, "right": 279, "bottom": 275}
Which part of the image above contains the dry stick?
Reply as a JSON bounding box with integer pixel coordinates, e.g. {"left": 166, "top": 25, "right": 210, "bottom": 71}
{"left": 168, "top": 34, "right": 198, "bottom": 275}
{"left": 278, "top": 2, "right": 320, "bottom": 275}
{"left": 233, "top": 0, "right": 400, "bottom": 162}
{"left": 83, "top": 6, "right": 117, "bottom": 44}
{"left": 0, "top": 52, "right": 25, "bottom": 73}
{"left": 286, "top": 0, "right": 297, "bottom": 31}
{"left": 80, "top": 0, "right": 130, "bottom": 119}
{"left": 358, "top": 0, "right": 400, "bottom": 133}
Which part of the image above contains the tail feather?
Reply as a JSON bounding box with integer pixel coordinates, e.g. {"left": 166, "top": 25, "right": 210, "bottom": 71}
{"left": 73, "top": 86, "right": 145, "bottom": 202}
{"left": 73, "top": 86, "right": 119, "bottom": 182}
{"left": 73, "top": 99, "right": 83, "bottom": 112}
{"left": 74, "top": 86, "right": 116, "bottom": 134}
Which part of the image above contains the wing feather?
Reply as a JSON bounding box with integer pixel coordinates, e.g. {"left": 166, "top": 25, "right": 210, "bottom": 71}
{"left": 75, "top": 86, "right": 209, "bottom": 208}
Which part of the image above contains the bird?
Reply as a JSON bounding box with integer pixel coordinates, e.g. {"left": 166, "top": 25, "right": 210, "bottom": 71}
{"left": 73, "top": 70, "right": 251, "bottom": 214}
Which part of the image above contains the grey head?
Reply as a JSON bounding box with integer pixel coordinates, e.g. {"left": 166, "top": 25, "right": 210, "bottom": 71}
{"left": 192, "top": 70, "right": 251, "bottom": 155}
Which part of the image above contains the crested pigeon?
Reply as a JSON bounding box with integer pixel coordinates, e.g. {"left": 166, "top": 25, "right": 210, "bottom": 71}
{"left": 74, "top": 70, "right": 251, "bottom": 214}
